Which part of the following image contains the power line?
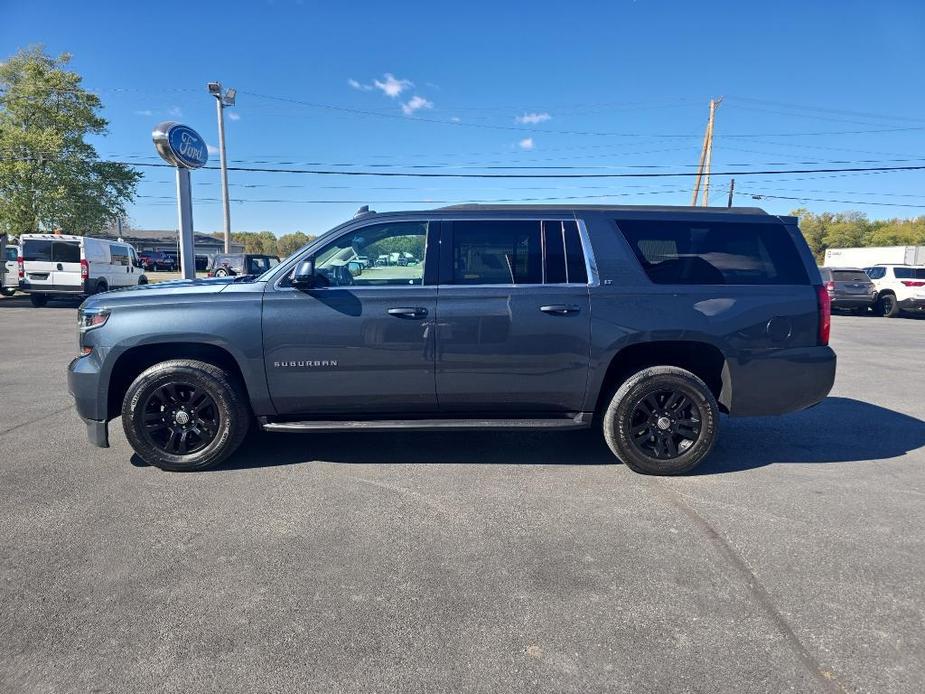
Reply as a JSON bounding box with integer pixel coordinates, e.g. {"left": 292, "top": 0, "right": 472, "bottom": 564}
{"left": 738, "top": 191, "right": 925, "bottom": 209}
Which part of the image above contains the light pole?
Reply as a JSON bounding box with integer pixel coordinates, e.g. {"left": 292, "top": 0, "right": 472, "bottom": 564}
{"left": 207, "top": 82, "right": 236, "bottom": 253}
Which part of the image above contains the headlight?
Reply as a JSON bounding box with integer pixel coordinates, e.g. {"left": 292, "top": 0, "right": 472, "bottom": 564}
{"left": 78, "top": 307, "right": 110, "bottom": 332}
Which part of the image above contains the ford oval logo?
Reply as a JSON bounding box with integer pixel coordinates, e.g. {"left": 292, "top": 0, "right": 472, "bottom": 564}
{"left": 152, "top": 121, "right": 209, "bottom": 169}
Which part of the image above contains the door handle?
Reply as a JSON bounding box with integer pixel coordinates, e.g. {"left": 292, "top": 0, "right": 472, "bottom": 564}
{"left": 540, "top": 304, "right": 581, "bottom": 315}
{"left": 56, "top": 263, "right": 63, "bottom": 271}
{"left": 388, "top": 307, "right": 428, "bottom": 319}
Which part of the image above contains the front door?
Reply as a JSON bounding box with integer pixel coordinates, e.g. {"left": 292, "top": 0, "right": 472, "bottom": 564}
{"left": 262, "top": 219, "right": 439, "bottom": 416}
{"left": 435, "top": 219, "right": 592, "bottom": 414}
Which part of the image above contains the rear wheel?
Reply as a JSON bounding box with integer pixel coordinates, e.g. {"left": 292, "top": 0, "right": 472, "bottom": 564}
{"left": 95, "top": 281, "right": 108, "bottom": 295}
{"left": 138, "top": 275, "right": 148, "bottom": 285}
{"left": 602, "top": 366, "right": 719, "bottom": 475}
{"left": 0, "top": 287, "right": 14, "bottom": 297}
{"left": 29, "top": 293, "right": 48, "bottom": 307}
{"left": 876, "top": 293, "right": 899, "bottom": 318}
{"left": 214, "top": 268, "right": 229, "bottom": 277}
{"left": 122, "top": 359, "right": 250, "bottom": 471}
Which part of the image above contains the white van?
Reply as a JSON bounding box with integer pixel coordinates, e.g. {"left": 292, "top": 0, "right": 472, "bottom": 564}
{"left": 19, "top": 234, "right": 148, "bottom": 307}
{"left": 1, "top": 234, "right": 18, "bottom": 296}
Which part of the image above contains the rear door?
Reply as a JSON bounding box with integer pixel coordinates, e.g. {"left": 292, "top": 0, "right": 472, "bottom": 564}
{"left": 831, "top": 268, "right": 873, "bottom": 298}
{"left": 21, "top": 238, "right": 56, "bottom": 291}
{"left": 108, "top": 244, "right": 132, "bottom": 287}
{"left": 435, "top": 218, "right": 592, "bottom": 414}
{"left": 2, "top": 241, "right": 17, "bottom": 290}
{"left": 52, "top": 239, "right": 83, "bottom": 292}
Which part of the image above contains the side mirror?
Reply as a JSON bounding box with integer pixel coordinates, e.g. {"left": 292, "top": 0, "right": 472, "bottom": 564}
{"left": 291, "top": 258, "right": 316, "bottom": 288}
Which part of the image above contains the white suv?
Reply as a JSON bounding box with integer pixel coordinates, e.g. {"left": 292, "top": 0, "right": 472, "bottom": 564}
{"left": 864, "top": 264, "right": 925, "bottom": 317}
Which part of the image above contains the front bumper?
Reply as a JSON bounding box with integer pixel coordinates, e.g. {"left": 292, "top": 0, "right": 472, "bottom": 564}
{"left": 725, "top": 345, "right": 837, "bottom": 417}
{"left": 68, "top": 353, "right": 110, "bottom": 447}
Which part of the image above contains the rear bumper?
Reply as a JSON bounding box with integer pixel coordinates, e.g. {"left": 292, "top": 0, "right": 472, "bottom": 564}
{"left": 19, "top": 279, "right": 90, "bottom": 295}
{"left": 832, "top": 296, "right": 875, "bottom": 309}
{"left": 725, "top": 345, "right": 836, "bottom": 417}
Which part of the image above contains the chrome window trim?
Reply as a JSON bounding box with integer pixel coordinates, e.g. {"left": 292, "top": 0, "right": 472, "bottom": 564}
{"left": 270, "top": 214, "right": 597, "bottom": 291}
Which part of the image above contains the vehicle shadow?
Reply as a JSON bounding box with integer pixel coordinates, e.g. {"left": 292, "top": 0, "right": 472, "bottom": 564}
{"left": 182, "top": 396, "right": 924, "bottom": 475}
{"left": 0, "top": 295, "right": 82, "bottom": 309}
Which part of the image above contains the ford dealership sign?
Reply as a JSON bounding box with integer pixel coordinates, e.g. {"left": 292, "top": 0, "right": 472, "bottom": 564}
{"left": 152, "top": 121, "right": 209, "bottom": 169}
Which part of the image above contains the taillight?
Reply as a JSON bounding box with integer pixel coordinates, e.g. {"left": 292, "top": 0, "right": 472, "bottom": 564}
{"left": 816, "top": 285, "right": 831, "bottom": 346}
{"left": 17, "top": 256, "right": 24, "bottom": 279}
{"left": 824, "top": 280, "right": 835, "bottom": 294}
{"left": 900, "top": 280, "right": 925, "bottom": 287}
{"left": 80, "top": 258, "right": 89, "bottom": 280}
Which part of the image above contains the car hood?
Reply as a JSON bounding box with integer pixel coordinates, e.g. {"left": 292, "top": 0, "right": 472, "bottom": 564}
{"left": 80, "top": 276, "right": 252, "bottom": 308}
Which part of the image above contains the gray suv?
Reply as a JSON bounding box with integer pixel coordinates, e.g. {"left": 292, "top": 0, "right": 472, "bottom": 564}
{"left": 68, "top": 206, "right": 836, "bottom": 475}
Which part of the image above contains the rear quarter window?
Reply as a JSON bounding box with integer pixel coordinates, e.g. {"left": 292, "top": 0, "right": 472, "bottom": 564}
{"left": 616, "top": 219, "right": 809, "bottom": 285}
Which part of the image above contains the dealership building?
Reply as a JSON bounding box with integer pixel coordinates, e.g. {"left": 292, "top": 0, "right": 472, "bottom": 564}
{"left": 98, "top": 227, "right": 244, "bottom": 257}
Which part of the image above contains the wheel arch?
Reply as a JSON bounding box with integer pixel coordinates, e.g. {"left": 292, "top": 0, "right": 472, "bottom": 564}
{"left": 592, "top": 340, "right": 730, "bottom": 417}
{"left": 106, "top": 342, "right": 248, "bottom": 421}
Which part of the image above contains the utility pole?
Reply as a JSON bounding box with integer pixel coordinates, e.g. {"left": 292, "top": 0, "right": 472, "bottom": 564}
{"left": 207, "top": 82, "right": 236, "bottom": 253}
{"left": 691, "top": 97, "right": 723, "bottom": 206}
{"left": 727, "top": 178, "right": 735, "bottom": 208}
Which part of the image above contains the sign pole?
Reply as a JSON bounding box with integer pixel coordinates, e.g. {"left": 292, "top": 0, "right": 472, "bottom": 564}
{"left": 152, "top": 121, "right": 209, "bottom": 282}
{"left": 175, "top": 167, "right": 196, "bottom": 280}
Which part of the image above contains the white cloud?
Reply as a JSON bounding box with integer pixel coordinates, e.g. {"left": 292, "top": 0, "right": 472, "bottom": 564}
{"left": 518, "top": 137, "right": 535, "bottom": 150}
{"left": 450, "top": 116, "right": 461, "bottom": 123}
{"left": 515, "top": 112, "right": 551, "bottom": 125}
{"left": 401, "top": 95, "right": 433, "bottom": 116}
{"left": 348, "top": 78, "right": 372, "bottom": 91}
{"left": 134, "top": 109, "right": 153, "bottom": 117}
{"left": 227, "top": 111, "right": 240, "bottom": 121}
{"left": 168, "top": 106, "right": 183, "bottom": 117}
{"left": 374, "top": 73, "right": 413, "bottom": 98}
{"left": 207, "top": 144, "right": 220, "bottom": 155}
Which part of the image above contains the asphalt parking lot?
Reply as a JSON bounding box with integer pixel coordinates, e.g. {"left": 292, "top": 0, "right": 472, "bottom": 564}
{"left": 0, "top": 295, "right": 923, "bottom": 693}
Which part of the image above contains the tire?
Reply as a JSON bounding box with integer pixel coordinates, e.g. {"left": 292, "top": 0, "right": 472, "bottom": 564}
{"left": 138, "top": 275, "right": 148, "bottom": 286}
{"left": 876, "top": 293, "right": 899, "bottom": 318}
{"left": 214, "top": 268, "right": 229, "bottom": 277}
{"left": 29, "top": 293, "right": 48, "bottom": 307}
{"left": 602, "top": 366, "right": 719, "bottom": 476}
{"left": 122, "top": 359, "right": 250, "bottom": 471}
{"left": 0, "top": 287, "right": 15, "bottom": 297}
{"left": 95, "top": 281, "right": 108, "bottom": 295}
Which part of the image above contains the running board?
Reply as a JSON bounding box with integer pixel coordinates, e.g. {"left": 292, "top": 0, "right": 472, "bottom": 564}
{"left": 261, "top": 413, "right": 593, "bottom": 433}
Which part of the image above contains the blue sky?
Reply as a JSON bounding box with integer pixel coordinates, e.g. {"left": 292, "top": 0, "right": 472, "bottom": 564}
{"left": 2, "top": 0, "right": 924, "bottom": 236}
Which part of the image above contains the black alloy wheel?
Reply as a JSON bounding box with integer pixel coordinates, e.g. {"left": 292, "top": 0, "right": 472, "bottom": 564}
{"left": 140, "top": 382, "right": 220, "bottom": 456}
{"left": 627, "top": 388, "right": 702, "bottom": 460}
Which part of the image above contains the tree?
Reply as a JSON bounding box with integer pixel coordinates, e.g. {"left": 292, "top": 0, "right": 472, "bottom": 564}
{"left": 277, "top": 231, "right": 315, "bottom": 257}
{"left": 0, "top": 46, "right": 141, "bottom": 235}
{"left": 257, "top": 231, "right": 278, "bottom": 256}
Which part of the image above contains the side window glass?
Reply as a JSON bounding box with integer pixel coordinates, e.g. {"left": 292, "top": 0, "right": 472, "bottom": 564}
{"left": 452, "top": 220, "right": 541, "bottom": 285}
{"left": 313, "top": 221, "right": 427, "bottom": 287}
{"left": 563, "top": 221, "right": 588, "bottom": 284}
{"left": 543, "top": 221, "right": 567, "bottom": 284}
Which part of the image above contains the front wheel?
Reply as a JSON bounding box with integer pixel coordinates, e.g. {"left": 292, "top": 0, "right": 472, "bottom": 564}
{"left": 876, "top": 293, "right": 899, "bottom": 318}
{"left": 602, "top": 366, "right": 719, "bottom": 475}
{"left": 29, "top": 293, "right": 48, "bottom": 307}
{"left": 122, "top": 359, "right": 250, "bottom": 471}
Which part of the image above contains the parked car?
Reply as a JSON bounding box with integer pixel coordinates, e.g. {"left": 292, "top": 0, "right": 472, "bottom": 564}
{"left": 138, "top": 251, "right": 178, "bottom": 272}
{"left": 1, "top": 234, "right": 18, "bottom": 296}
{"left": 819, "top": 267, "right": 876, "bottom": 314}
{"left": 864, "top": 264, "right": 925, "bottom": 317}
{"left": 19, "top": 233, "right": 147, "bottom": 307}
{"left": 68, "top": 205, "right": 835, "bottom": 475}
{"left": 207, "top": 253, "right": 280, "bottom": 277}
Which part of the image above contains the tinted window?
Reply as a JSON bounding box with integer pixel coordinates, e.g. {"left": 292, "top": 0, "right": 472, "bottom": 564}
{"left": 895, "top": 267, "right": 925, "bottom": 279}
{"left": 4, "top": 246, "right": 17, "bottom": 261}
{"left": 312, "top": 221, "right": 427, "bottom": 287}
{"left": 543, "top": 221, "right": 567, "bottom": 284}
{"left": 832, "top": 270, "right": 870, "bottom": 282}
{"left": 53, "top": 241, "right": 81, "bottom": 263}
{"left": 23, "top": 239, "right": 52, "bottom": 261}
{"left": 819, "top": 268, "right": 833, "bottom": 281}
{"left": 246, "top": 256, "right": 278, "bottom": 274}
{"left": 617, "top": 219, "right": 809, "bottom": 285}
{"left": 452, "top": 220, "right": 541, "bottom": 285}
{"left": 563, "top": 221, "right": 588, "bottom": 284}
{"left": 865, "top": 267, "right": 886, "bottom": 280}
